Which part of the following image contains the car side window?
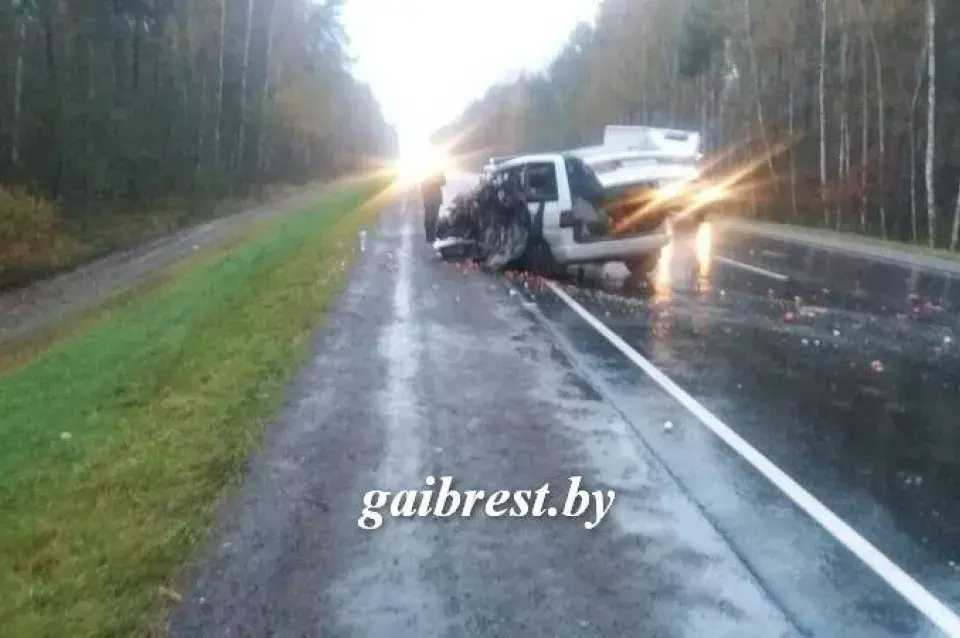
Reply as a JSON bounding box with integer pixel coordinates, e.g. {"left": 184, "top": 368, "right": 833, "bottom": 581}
{"left": 493, "top": 166, "right": 522, "bottom": 189}
{"left": 507, "top": 166, "right": 523, "bottom": 188}
{"left": 523, "top": 162, "right": 559, "bottom": 202}
{"left": 564, "top": 156, "right": 606, "bottom": 204}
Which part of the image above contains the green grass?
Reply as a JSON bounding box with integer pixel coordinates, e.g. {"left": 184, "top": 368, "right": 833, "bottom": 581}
{"left": 0, "top": 225, "right": 266, "bottom": 377}
{"left": 0, "top": 178, "right": 390, "bottom": 637}
{"left": 752, "top": 219, "right": 960, "bottom": 263}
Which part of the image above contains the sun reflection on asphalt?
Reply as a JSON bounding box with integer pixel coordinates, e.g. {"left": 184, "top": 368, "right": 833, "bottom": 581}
{"left": 653, "top": 241, "right": 673, "bottom": 303}
{"left": 696, "top": 222, "right": 713, "bottom": 284}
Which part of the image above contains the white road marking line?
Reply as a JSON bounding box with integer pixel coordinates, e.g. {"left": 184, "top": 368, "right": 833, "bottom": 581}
{"left": 544, "top": 279, "right": 960, "bottom": 637}
{"left": 759, "top": 249, "right": 786, "bottom": 259}
{"left": 714, "top": 255, "right": 790, "bottom": 282}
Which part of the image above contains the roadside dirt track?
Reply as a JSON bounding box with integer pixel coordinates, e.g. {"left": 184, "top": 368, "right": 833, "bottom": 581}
{"left": 0, "top": 184, "right": 331, "bottom": 347}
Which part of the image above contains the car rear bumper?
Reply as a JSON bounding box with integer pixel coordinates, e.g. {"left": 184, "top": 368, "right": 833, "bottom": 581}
{"left": 553, "top": 231, "right": 670, "bottom": 265}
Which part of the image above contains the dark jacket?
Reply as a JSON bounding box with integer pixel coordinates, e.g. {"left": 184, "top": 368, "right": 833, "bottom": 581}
{"left": 421, "top": 172, "right": 446, "bottom": 208}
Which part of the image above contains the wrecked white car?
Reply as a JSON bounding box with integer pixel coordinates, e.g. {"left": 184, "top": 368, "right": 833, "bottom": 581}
{"left": 434, "top": 126, "right": 725, "bottom": 278}
{"left": 571, "top": 126, "right": 726, "bottom": 231}
{"left": 481, "top": 155, "right": 515, "bottom": 178}
{"left": 434, "top": 152, "right": 671, "bottom": 278}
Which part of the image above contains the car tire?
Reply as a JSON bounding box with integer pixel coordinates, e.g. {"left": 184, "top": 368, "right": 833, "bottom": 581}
{"left": 624, "top": 252, "right": 660, "bottom": 278}
{"left": 525, "top": 238, "right": 563, "bottom": 279}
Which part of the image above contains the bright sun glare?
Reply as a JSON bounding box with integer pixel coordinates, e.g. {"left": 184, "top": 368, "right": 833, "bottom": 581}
{"left": 394, "top": 139, "right": 450, "bottom": 185}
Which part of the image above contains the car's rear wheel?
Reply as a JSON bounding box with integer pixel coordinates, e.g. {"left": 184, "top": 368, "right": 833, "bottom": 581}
{"left": 524, "top": 238, "right": 564, "bottom": 279}
{"left": 624, "top": 252, "right": 660, "bottom": 278}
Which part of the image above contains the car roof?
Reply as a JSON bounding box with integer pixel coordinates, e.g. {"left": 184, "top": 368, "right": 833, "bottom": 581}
{"left": 497, "top": 153, "right": 563, "bottom": 169}
{"left": 566, "top": 145, "right": 608, "bottom": 158}
{"left": 580, "top": 147, "right": 699, "bottom": 164}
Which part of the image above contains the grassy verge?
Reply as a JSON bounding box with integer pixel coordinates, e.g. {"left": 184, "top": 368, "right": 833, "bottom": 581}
{"left": 783, "top": 224, "right": 960, "bottom": 263}
{"left": 0, "top": 178, "right": 390, "bottom": 637}
{"left": 0, "top": 201, "right": 316, "bottom": 378}
{"left": 738, "top": 217, "right": 960, "bottom": 264}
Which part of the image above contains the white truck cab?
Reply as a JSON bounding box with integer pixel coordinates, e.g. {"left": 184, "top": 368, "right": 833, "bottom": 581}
{"left": 490, "top": 153, "right": 670, "bottom": 277}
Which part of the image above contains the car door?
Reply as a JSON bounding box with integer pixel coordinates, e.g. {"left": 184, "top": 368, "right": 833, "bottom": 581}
{"left": 520, "top": 161, "right": 563, "bottom": 244}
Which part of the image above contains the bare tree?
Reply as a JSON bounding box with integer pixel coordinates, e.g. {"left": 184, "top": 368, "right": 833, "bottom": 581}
{"left": 236, "top": 0, "right": 256, "bottom": 173}
{"left": 819, "top": 0, "right": 829, "bottom": 228}
{"left": 909, "top": 42, "right": 927, "bottom": 244}
{"left": 438, "top": 0, "right": 960, "bottom": 254}
{"left": 214, "top": 0, "right": 227, "bottom": 169}
{"left": 925, "top": 0, "right": 936, "bottom": 247}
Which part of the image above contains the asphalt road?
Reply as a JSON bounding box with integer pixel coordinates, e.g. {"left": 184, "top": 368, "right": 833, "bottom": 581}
{"left": 169, "top": 194, "right": 799, "bottom": 638}
{"left": 170, "top": 178, "right": 960, "bottom": 637}
{"left": 521, "top": 222, "right": 960, "bottom": 636}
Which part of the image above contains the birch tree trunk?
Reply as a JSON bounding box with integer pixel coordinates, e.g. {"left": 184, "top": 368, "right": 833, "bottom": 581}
{"left": 236, "top": 0, "right": 255, "bottom": 173}
{"left": 909, "top": 44, "right": 926, "bottom": 244}
{"left": 860, "top": 34, "right": 869, "bottom": 232}
{"left": 819, "top": 0, "right": 829, "bottom": 227}
{"left": 788, "top": 15, "right": 800, "bottom": 221}
{"left": 11, "top": 17, "right": 26, "bottom": 167}
{"left": 213, "top": 0, "right": 226, "bottom": 169}
{"left": 837, "top": 10, "right": 849, "bottom": 230}
{"left": 868, "top": 24, "right": 886, "bottom": 239}
{"left": 743, "top": 0, "right": 776, "bottom": 185}
{"left": 951, "top": 183, "right": 960, "bottom": 251}
{"left": 257, "top": 0, "right": 278, "bottom": 173}
{"left": 925, "top": 0, "right": 936, "bottom": 248}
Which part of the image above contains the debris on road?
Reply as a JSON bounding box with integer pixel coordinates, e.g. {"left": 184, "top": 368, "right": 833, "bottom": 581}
{"left": 159, "top": 586, "right": 184, "bottom": 603}
{"left": 870, "top": 359, "right": 885, "bottom": 373}
{"left": 798, "top": 305, "right": 829, "bottom": 318}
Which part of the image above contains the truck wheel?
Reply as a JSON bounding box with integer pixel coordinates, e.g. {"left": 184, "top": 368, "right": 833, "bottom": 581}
{"left": 525, "top": 238, "right": 563, "bottom": 279}
{"left": 625, "top": 252, "right": 660, "bottom": 278}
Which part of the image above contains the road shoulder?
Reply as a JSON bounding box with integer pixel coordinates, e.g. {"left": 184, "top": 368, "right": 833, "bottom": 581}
{"left": 721, "top": 218, "right": 960, "bottom": 275}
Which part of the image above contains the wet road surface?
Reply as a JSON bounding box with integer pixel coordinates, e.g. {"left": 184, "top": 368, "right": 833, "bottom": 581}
{"left": 170, "top": 196, "right": 799, "bottom": 637}
{"left": 170, "top": 177, "right": 960, "bottom": 636}
{"left": 514, "top": 221, "right": 960, "bottom": 635}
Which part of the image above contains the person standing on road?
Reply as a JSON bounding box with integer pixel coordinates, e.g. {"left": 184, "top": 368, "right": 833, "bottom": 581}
{"left": 421, "top": 171, "right": 446, "bottom": 242}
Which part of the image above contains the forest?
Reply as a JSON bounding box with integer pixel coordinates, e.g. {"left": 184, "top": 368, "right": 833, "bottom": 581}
{"left": 0, "top": 0, "right": 396, "bottom": 289}
{"left": 434, "top": 0, "right": 960, "bottom": 253}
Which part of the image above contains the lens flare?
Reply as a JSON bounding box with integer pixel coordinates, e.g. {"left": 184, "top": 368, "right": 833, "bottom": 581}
{"left": 657, "top": 181, "right": 687, "bottom": 201}
{"left": 654, "top": 241, "right": 672, "bottom": 296}
{"left": 696, "top": 185, "right": 726, "bottom": 206}
{"left": 696, "top": 221, "right": 712, "bottom": 281}
{"left": 393, "top": 142, "right": 449, "bottom": 185}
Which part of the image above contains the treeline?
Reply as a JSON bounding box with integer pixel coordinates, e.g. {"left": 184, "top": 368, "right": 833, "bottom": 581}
{"left": 435, "top": 0, "right": 960, "bottom": 251}
{"left": 0, "top": 0, "right": 396, "bottom": 289}
{"left": 0, "top": 0, "right": 395, "bottom": 205}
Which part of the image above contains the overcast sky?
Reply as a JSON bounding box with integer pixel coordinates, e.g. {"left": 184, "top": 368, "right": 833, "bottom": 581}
{"left": 340, "top": 0, "right": 600, "bottom": 154}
